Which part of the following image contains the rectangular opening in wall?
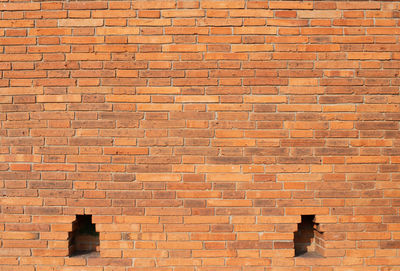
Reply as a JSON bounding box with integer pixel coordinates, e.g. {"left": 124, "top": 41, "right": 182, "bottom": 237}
{"left": 68, "top": 215, "right": 99, "bottom": 257}
{"left": 294, "top": 215, "right": 324, "bottom": 257}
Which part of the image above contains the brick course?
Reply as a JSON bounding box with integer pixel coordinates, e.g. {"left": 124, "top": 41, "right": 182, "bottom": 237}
{"left": 1, "top": 0, "right": 400, "bottom": 269}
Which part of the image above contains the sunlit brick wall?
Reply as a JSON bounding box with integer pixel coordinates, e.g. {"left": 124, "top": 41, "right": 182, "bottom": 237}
{"left": 1, "top": 0, "right": 400, "bottom": 269}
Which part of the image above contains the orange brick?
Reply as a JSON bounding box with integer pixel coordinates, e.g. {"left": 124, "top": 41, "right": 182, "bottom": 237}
{"left": 0, "top": 3, "right": 40, "bottom": 11}
{"left": 269, "top": 1, "right": 313, "bottom": 9}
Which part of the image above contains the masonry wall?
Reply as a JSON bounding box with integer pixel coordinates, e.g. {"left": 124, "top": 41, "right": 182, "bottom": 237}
{"left": 1, "top": 0, "right": 400, "bottom": 270}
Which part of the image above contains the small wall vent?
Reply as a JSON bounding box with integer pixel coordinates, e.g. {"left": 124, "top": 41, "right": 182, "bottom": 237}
{"left": 294, "top": 215, "right": 324, "bottom": 257}
{"left": 68, "top": 215, "right": 99, "bottom": 256}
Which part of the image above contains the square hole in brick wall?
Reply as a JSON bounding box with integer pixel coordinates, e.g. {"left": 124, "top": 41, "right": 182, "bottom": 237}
{"left": 68, "top": 215, "right": 99, "bottom": 257}
{"left": 294, "top": 215, "right": 324, "bottom": 257}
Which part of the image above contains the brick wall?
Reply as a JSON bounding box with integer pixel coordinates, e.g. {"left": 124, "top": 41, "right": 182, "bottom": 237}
{"left": 1, "top": 0, "right": 400, "bottom": 269}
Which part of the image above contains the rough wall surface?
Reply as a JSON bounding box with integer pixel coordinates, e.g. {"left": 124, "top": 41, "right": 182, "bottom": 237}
{"left": 1, "top": 0, "right": 400, "bottom": 270}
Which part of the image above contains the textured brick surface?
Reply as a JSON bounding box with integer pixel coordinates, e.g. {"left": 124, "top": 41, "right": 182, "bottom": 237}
{"left": 1, "top": 0, "right": 400, "bottom": 269}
